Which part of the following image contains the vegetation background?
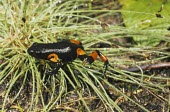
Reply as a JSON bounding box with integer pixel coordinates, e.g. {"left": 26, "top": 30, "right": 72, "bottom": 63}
{"left": 0, "top": 0, "right": 170, "bottom": 111}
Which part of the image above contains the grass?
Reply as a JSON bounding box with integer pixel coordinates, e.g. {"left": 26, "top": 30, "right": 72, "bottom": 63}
{"left": 0, "top": 0, "right": 170, "bottom": 111}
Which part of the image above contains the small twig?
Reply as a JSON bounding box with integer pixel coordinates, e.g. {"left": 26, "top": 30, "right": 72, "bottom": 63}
{"left": 127, "top": 62, "right": 170, "bottom": 72}
{"left": 0, "top": 60, "right": 2, "bottom": 64}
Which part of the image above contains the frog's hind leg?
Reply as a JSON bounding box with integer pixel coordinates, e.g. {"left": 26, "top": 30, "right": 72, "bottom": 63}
{"left": 87, "top": 50, "right": 109, "bottom": 76}
{"left": 77, "top": 49, "right": 109, "bottom": 76}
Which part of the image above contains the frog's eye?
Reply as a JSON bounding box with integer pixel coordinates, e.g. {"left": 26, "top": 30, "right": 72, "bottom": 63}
{"left": 32, "top": 42, "right": 38, "bottom": 46}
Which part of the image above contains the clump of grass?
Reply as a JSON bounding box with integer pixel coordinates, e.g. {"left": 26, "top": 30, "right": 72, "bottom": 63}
{"left": 0, "top": 0, "right": 170, "bottom": 112}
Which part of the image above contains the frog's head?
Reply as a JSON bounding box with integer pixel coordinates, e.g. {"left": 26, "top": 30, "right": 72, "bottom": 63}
{"left": 28, "top": 42, "right": 59, "bottom": 62}
{"left": 27, "top": 42, "right": 44, "bottom": 59}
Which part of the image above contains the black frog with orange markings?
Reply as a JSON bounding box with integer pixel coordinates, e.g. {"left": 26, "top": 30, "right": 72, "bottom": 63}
{"left": 27, "top": 39, "right": 109, "bottom": 75}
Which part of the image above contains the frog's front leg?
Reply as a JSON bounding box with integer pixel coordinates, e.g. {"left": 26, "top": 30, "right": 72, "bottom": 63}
{"left": 46, "top": 62, "right": 63, "bottom": 75}
{"left": 46, "top": 53, "right": 63, "bottom": 75}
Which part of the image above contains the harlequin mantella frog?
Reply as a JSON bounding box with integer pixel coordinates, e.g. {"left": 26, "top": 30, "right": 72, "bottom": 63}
{"left": 27, "top": 39, "right": 109, "bottom": 76}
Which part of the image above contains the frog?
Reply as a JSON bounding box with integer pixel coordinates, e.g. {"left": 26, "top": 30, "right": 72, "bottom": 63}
{"left": 27, "top": 39, "right": 109, "bottom": 76}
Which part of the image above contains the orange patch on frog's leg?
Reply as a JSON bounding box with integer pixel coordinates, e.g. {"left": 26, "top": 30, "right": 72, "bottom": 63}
{"left": 70, "top": 39, "right": 82, "bottom": 45}
{"left": 89, "top": 50, "right": 109, "bottom": 76}
{"left": 97, "top": 51, "right": 108, "bottom": 63}
{"left": 47, "top": 53, "right": 59, "bottom": 62}
{"left": 76, "top": 48, "right": 88, "bottom": 65}
{"left": 76, "top": 48, "right": 86, "bottom": 56}
{"left": 89, "top": 50, "right": 108, "bottom": 63}
{"left": 88, "top": 51, "right": 98, "bottom": 61}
